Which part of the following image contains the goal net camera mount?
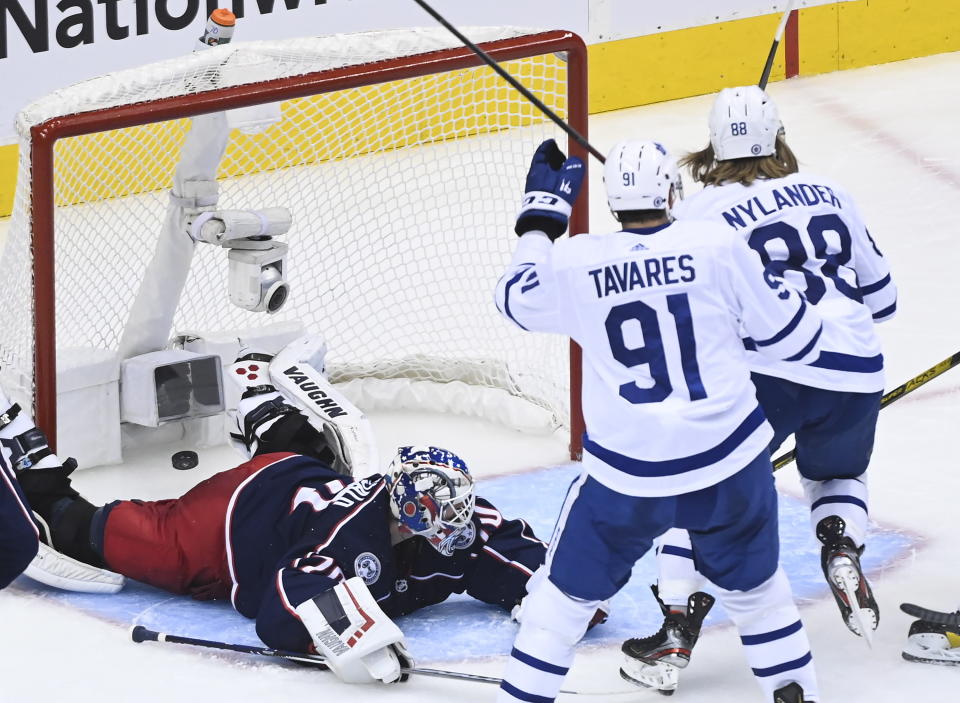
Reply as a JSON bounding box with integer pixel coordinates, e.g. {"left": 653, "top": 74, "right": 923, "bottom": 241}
{"left": 189, "top": 207, "right": 292, "bottom": 315}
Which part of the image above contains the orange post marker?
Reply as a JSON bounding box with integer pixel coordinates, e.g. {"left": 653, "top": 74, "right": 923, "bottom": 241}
{"left": 199, "top": 8, "right": 236, "bottom": 48}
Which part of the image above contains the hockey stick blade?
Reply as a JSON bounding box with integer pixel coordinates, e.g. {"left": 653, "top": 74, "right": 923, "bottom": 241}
{"left": 130, "top": 626, "right": 636, "bottom": 695}
{"left": 900, "top": 603, "right": 960, "bottom": 628}
{"left": 772, "top": 350, "right": 960, "bottom": 471}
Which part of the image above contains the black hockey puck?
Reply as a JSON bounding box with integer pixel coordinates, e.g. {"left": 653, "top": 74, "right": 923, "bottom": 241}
{"left": 171, "top": 450, "right": 199, "bottom": 470}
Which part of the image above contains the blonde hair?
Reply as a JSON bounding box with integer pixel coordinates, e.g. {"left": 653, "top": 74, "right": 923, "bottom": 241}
{"left": 680, "top": 134, "right": 799, "bottom": 187}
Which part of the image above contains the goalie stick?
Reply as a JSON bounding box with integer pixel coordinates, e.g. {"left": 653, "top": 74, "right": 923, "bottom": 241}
{"left": 409, "top": 0, "right": 605, "bottom": 164}
{"left": 759, "top": 1, "right": 798, "bottom": 90}
{"left": 900, "top": 603, "right": 960, "bottom": 628}
{"left": 772, "top": 350, "right": 960, "bottom": 471}
{"left": 130, "top": 626, "right": 636, "bottom": 696}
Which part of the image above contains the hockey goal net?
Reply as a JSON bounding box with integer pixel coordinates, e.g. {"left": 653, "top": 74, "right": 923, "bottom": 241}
{"left": 1, "top": 27, "right": 588, "bottom": 464}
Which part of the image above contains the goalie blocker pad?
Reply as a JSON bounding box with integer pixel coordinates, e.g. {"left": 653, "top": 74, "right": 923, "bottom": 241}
{"left": 294, "top": 577, "right": 412, "bottom": 684}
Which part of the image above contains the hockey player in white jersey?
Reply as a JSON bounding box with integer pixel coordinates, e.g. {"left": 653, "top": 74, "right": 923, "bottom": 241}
{"left": 624, "top": 86, "right": 896, "bottom": 695}
{"left": 495, "top": 138, "right": 825, "bottom": 703}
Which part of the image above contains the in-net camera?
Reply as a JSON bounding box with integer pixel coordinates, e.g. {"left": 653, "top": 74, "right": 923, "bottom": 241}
{"left": 190, "top": 208, "right": 292, "bottom": 314}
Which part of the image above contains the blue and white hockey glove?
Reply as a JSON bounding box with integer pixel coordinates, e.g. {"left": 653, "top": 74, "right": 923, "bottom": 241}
{"left": 515, "top": 139, "right": 585, "bottom": 240}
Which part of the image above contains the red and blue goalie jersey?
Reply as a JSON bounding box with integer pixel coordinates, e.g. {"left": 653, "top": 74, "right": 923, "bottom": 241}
{"left": 99, "top": 452, "right": 546, "bottom": 653}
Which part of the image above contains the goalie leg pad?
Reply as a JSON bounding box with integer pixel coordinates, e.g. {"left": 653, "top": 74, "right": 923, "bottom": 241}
{"left": 294, "top": 577, "right": 413, "bottom": 684}
{"left": 228, "top": 351, "right": 278, "bottom": 399}
{"left": 24, "top": 541, "right": 125, "bottom": 594}
{"left": 271, "top": 333, "right": 329, "bottom": 377}
{"left": 227, "top": 349, "right": 292, "bottom": 458}
{"left": 270, "top": 338, "right": 378, "bottom": 476}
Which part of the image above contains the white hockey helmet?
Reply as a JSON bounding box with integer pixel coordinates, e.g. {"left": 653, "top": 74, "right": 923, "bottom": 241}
{"left": 604, "top": 140, "right": 682, "bottom": 215}
{"left": 387, "top": 445, "right": 476, "bottom": 556}
{"left": 708, "top": 85, "right": 783, "bottom": 161}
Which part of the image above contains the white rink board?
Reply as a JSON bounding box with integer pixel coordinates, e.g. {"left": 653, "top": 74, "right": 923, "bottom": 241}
{"left": 2, "top": 51, "right": 960, "bottom": 702}
{"left": 589, "top": 0, "right": 856, "bottom": 41}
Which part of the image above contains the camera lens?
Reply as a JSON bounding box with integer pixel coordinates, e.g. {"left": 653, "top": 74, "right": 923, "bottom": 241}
{"left": 266, "top": 281, "right": 289, "bottom": 314}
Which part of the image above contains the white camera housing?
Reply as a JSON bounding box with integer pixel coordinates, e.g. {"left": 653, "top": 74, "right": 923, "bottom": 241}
{"left": 228, "top": 241, "right": 290, "bottom": 314}
{"left": 187, "top": 207, "right": 292, "bottom": 315}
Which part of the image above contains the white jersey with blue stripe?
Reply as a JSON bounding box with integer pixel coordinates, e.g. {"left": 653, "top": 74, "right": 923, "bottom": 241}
{"left": 496, "top": 221, "right": 823, "bottom": 497}
{"left": 674, "top": 172, "right": 896, "bottom": 393}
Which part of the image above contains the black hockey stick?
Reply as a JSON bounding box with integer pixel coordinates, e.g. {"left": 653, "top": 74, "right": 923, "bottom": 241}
{"left": 131, "top": 625, "right": 330, "bottom": 668}
{"left": 772, "top": 350, "right": 960, "bottom": 470}
{"left": 759, "top": 1, "right": 798, "bottom": 90}
{"left": 130, "top": 625, "right": 633, "bottom": 695}
{"left": 409, "top": 0, "right": 605, "bottom": 164}
{"left": 900, "top": 603, "right": 960, "bottom": 628}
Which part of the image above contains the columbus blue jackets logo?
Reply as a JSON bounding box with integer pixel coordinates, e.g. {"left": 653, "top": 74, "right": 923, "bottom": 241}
{"left": 354, "top": 552, "right": 381, "bottom": 585}
{"left": 451, "top": 523, "right": 476, "bottom": 551}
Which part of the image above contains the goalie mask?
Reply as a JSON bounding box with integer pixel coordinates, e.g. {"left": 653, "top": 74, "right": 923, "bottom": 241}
{"left": 387, "top": 446, "right": 475, "bottom": 556}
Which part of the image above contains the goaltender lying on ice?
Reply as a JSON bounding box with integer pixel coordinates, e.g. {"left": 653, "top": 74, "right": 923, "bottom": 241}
{"left": 5, "top": 334, "right": 607, "bottom": 685}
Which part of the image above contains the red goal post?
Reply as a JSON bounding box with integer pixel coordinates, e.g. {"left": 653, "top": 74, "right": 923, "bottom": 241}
{"left": 5, "top": 28, "right": 589, "bottom": 463}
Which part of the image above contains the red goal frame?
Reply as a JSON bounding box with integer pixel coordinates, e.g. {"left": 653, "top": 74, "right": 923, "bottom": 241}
{"left": 27, "top": 30, "right": 589, "bottom": 459}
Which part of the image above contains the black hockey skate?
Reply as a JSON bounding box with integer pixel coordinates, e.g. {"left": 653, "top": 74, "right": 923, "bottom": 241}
{"left": 816, "top": 515, "right": 878, "bottom": 646}
{"left": 773, "top": 682, "right": 810, "bottom": 703}
{"left": 620, "top": 587, "right": 716, "bottom": 696}
{"left": 900, "top": 604, "right": 960, "bottom": 666}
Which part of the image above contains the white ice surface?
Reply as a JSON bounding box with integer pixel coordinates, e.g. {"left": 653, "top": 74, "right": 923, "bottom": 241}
{"left": 3, "top": 52, "right": 960, "bottom": 702}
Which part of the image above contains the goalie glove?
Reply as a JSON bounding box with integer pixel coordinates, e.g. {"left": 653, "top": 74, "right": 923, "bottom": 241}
{"left": 295, "top": 577, "right": 413, "bottom": 684}
{"left": 515, "top": 139, "right": 585, "bottom": 240}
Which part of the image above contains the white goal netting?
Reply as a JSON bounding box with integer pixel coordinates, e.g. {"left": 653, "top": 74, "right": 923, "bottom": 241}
{"left": 0, "top": 28, "right": 586, "bottom": 455}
